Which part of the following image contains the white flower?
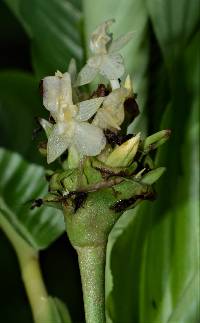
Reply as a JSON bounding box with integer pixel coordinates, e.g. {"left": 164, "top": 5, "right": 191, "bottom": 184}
{"left": 93, "top": 85, "right": 130, "bottom": 131}
{"left": 76, "top": 19, "right": 134, "bottom": 85}
{"left": 41, "top": 72, "right": 106, "bottom": 163}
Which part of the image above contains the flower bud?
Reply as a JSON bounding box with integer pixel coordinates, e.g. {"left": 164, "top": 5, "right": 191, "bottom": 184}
{"left": 105, "top": 133, "right": 140, "bottom": 167}
{"left": 141, "top": 167, "right": 166, "bottom": 185}
{"left": 143, "top": 129, "right": 171, "bottom": 153}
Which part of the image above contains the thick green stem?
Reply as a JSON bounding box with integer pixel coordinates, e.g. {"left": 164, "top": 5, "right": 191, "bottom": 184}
{"left": 0, "top": 214, "right": 51, "bottom": 323}
{"left": 76, "top": 245, "right": 106, "bottom": 323}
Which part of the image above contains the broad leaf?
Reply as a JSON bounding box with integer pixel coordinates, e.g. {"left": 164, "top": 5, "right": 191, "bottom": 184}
{"left": 105, "top": 21, "right": 199, "bottom": 323}
{"left": 49, "top": 297, "right": 72, "bottom": 323}
{"left": 4, "top": 0, "right": 84, "bottom": 78}
{"left": 0, "top": 148, "right": 65, "bottom": 250}
{"left": 83, "top": 0, "right": 150, "bottom": 133}
{"left": 146, "top": 0, "right": 199, "bottom": 61}
{"left": 0, "top": 70, "right": 44, "bottom": 164}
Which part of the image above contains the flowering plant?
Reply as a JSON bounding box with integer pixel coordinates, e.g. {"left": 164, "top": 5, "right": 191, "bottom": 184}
{"left": 34, "top": 19, "right": 171, "bottom": 323}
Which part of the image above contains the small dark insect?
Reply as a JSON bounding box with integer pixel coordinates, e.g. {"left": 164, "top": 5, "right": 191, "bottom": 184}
{"left": 30, "top": 198, "right": 43, "bottom": 209}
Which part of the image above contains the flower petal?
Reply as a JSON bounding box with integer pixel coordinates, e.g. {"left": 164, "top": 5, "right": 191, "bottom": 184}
{"left": 99, "top": 53, "right": 124, "bottom": 80}
{"left": 73, "top": 122, "right": 106, "bottom": 156}
{"left": 93, "top": 88, "right": 129, "bottom": 130}
{"left": 76, "top": 63, "right": 98, "bottom": 86}
{"left": 68, "top": 58, "right": 77, "bottom": 84}
{"left": 76, "top": 97, "right": 104, "bottom": 121}
{"left": 39, "top": 118, "right": 53, "bottom": 137}
{"left": 43, "top": 76, "right": 60, "bottom": 115}
{"left": 47, "top": 123, "right": 73, "bottom": 163}
{"left": 108, "top": 31, "right": 134, "bottom": 53}
{"left": 59, "top": 72, "right": 73, "bottom": 107}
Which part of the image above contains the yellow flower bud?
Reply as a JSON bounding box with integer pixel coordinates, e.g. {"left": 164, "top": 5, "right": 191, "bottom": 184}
{"left": 105, "top": 133, "right": 140, "bottom": 167}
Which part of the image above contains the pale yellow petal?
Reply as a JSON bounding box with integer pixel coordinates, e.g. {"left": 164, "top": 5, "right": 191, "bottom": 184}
{"left": 76, "top": 97, "right": 104, "bottom": 121}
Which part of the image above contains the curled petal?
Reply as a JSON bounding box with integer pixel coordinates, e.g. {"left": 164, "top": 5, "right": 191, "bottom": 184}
{"left": 108, "top": 31, "right": 134, "bottom": 53}
{"left": 99, "top": 53, "right": 124, "bottom": 80}
{"left": 47, "top": 123, "right": 73, "bottom": 163}
{"left": 90, "top": 19, "right": 115, "bottom": 54}
{"left": 76, "top": 63, "right": 98, "bottom": 86}
{"left": 73, "top": 122, "right": 106, "bottom": 156}
{"left": 76, "top": 97, "right": 104, "bottom": 121}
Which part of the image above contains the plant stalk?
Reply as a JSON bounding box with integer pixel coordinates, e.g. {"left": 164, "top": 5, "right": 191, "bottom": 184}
{"left": 0, "top": 214, "right": 51, "bottom": 323}
{"left": 76, "top": 245, "right": 106, "bottom": 323}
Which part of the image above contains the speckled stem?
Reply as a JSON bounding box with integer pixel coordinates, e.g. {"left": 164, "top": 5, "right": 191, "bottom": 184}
{"left": 76, "top": 245, "right": 106, "bottom": 323}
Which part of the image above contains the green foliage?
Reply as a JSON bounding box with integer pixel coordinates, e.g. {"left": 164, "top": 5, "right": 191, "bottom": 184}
{"left": 0, "top": 71, "right": 43, "bottom": 163}
{"left": 49, "top": 297, "right": 72, "bottom": 323}
{"left": 4, "top": 0, "right": 84, "bottom": 78}
{"left": 105, "top": 2, "right": 199, "bottom": 323}
{"left": 0, "top": 0, "right": 199, "bottom": 322}
{"left": 0, "top": 148, "right": 64, "bottom": 250}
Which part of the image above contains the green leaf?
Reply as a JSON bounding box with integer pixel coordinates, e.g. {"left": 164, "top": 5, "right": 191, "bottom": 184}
{"left": 4, "top": 0, "right": 84, "bottom": 78}
{"left": 83, "top": 0, "right": 150, "bottom": 133}
{"left": 146, "top": 0, "right": 199, "bottom": 61}
{"left": 105, "top": 30, "right": 199, "bottom": 323}
{"left": 167, "top": 271, "right": 199, "bottom": 323}
{"left": 49, "top": 297, "right": 72, "bottom": 323}
{"left": 0, "top": 148, "right": 65, "bottom": 250}
{"left": 0, "top": 70, "right": 44, "bottom": 164}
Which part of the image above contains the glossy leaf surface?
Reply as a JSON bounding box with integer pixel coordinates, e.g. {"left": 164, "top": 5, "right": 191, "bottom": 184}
{"left": 105, "top": 8, "right": 199, "bottom": 323}
{"left": 0, "top": 148, "right": 65, "bottom": 250}
{"left": 4, "top": 0, "right": 84, "bottom": 78}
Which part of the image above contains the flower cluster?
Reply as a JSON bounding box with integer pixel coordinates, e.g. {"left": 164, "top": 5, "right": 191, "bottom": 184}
{"left": 35, "top": 19, "right": 171, "bottom": 222}
{"left": 39, "top": 19, "right": 135, "bottom": 164}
